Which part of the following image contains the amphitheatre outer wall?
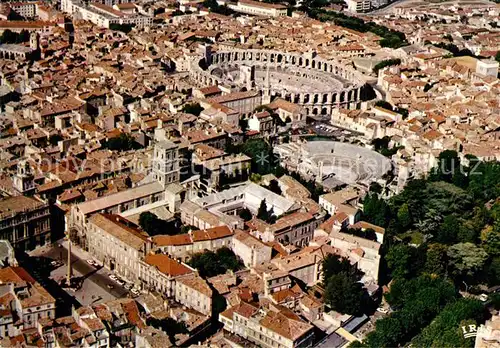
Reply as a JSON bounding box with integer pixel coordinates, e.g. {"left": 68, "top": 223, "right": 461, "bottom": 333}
{"left": 190, "top": 48, "right": 369, "bottom": 116}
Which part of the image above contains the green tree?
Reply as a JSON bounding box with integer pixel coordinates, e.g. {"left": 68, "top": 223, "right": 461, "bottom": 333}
{"left": 373, "top": 58, "right": 402, "bottom": 74}
{"left": 412, "top": 299, "right": 484, "bottom": 348}
{"left": 189, "top": 247, "right": 242, "bottom": 277}
{"left": 486, "top": 256, "right": 500, "bottom": 285}
{"left": 241, "top": 139, "right": 275, "bottom": 174}
{"left": 424, "top": 243, "right": 448, "bottom": 277}
{"left": 322, "top": 254, "right": 356, "bottom": 286}
{"left": 436, "top": 215, "right": 459, "bottom": 244}
{"left": 105, "top": 133, "right": 139, "bottom": 151}
{"left": 139, "top": 212, "right": 156, "bottom": 233}
{"left": 257, "top": 199, "right": 269, "bottom": 222}
{"left": 267, "top": 179, "right": 282, "bottom": 195}
{"left": 363, "top": 193, "right": 390, "bottom": 227}
{"left": 397, "top": 203, "right": 412, "bottom": 229}
{"left": 216, "top": 247, "right": 242, "bottom": 272}
{"left": 364, "top": 276, "right": 456, "bottom": 347}
{"left": 138, "top": 212, "right": 179, "bottom": 236}
{"left": 447, "top": 243, "right": 488, "bottom": 279}
{"left": 430, "top": 150, "right": 466, "bottom": 186}
{"left": 483, "top": 227, "right": 500, "bottom": 257}
{"left": 324, "top": 272, "right": 366, "bottom": 316}
{"left": 386, "top": 244, "right": 422, "bottom": 279}
{"left": 238, "top": 208, "right": 252, "bottom": 221}
{"left": 496, "top": 51, "right": 500, "bottom": 63}
{"left": 181, "top": 102, "right": 203, "bottom": 116}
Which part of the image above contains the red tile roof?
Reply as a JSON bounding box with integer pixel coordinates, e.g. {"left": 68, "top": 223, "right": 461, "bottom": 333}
{"left": 144, "top": 254, "right": 193, "bottom": 277}
{"left": 191, "top": 225, "right": 233, "bottom": 242}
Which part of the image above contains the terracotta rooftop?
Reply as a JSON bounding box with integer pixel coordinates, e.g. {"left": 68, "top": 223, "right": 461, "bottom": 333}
{"left": 191, "top": 225, "right": 233, "bottom": 242}
{"left": 144, "top": 254, "right": 193, "bottom": 277}
{"left": 88, "top": 213, "right": 149, "bottom": 251}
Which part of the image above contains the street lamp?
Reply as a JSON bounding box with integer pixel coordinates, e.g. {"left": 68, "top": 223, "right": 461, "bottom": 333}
{"left": 463, "top": 281, "right": 469, "bottom": 293}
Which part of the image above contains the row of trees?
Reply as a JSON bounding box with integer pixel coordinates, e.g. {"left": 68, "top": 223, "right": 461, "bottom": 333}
{"left": 433, "top": 42, "right": 475, "bottom": 57}
{"left": 373, "top": 58, "right": 401, "bottom": 74}
{"left": 0, "top": 29, "right": 30, "bottom": 44}
{"left": 202, "top": 0, "right": 237, "bottom": 15}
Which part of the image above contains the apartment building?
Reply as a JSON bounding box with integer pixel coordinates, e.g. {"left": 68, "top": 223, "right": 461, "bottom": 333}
{"left": 61, "top": 0, "right": 152, "bottom": 28}
{"left": 138, "top": 254, "right": 194, "bottom": 297}
{"left": 0, "top": 196, "right": 51, "bottom": 251}
{"left": 227, "top": 0, "right": 288, "bottom": 17}
{"left": 232, "top": 230, "right": 272, "bottom": 267}
{"left": 0, "top": 267, "right": 56, "bottom": 338}
{"left": 175, "top": 273, "right": 213, "bottom": 316}
{"left": 345, "top": 0, "right": 371, "bottom": 12}
{"left": 87, "top": 213, "right": 152, "bottom": 283}
{"left": 200, "top": 154, "right": 252, "bottom": 193}
{"left": 220, "top": 303, "right": 314, "bottom": 348}
{"left": 271, "top": 245, "right": 337, "bottom": 286}
{"left": 318, "top": 188, "right": 361, "bottom": 225}
{"left": 9, "top": 2, "right": 37, "bottom": 18}
{"left": 268, "top": 98, "right": 306, "bottom": 124}
{"left": 249, "top": 211, "right": 319, "bottom": 247}
{"left": 153, "top": 225, "right": 234, "bottom": 261}
{"left": 205, "top": 91, "right": 262, "bottom": 118}
{"left": 248, "top": 111, "right": 274, "bottom": 135}
{"left": 330, "top": 230, "right": 381, "bottom": 283}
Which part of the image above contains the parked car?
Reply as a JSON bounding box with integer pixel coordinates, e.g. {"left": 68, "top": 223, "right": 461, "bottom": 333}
{"left": 131, "top": 289, "right": 140, "bottom": 296}
{"left": 124, "top": 283, "right": 133, "bottom": 290}
{"left": 86, "top": 259, "right": 95, "bottom": 266}
{"left": 479, "top": 294, "right": 488, "bottom": 302}
{"left": 50, "top": 260, "right": 62, "bottom": 268}
{"left": 116, "top": 279, "right": 125, "bottom": 286}
{"left": 376, "top": 307, "right": 389, "bottom": 314}
{"left": 109, "top": 274, "right": 118, "bottom": 281}
{"left": 107, "top": 284, "right": 114, "bottom": 289}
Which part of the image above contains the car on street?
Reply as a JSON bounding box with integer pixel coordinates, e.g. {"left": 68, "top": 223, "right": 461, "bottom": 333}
{"left": 109, "top": 274, "right": 118, "bottom": 281}
{"left": 107, "top": 284, "right": 114, "bottom": 289}
{"left": 131, "top": 289, "right": 140, "bottom": 296}
{"left": 479, "top": 294, "right": 488, "bottom": 302}
{"left": 116, "top": 279, "right": 125, "bottom": 286}
{"left": 124, "top": 283, "right": 133, "bottom": 290}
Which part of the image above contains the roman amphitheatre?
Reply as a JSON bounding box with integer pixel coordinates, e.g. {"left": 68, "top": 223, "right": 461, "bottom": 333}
{"left": 274, "top": 140, "right": 392, "bottom": 186}
{"left": 190, "top": 48, "right": 369, "bottom": 116}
